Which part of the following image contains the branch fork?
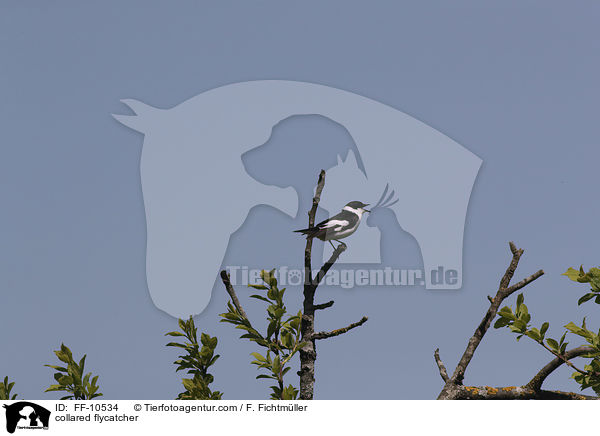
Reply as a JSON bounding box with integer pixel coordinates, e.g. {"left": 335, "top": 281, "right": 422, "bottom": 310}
{"left": 436, "top": 241, "right": 598, "bottom": 400}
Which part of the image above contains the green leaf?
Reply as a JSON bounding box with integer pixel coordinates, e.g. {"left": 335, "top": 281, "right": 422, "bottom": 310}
{"left": 44, "top": 365, "right": 68, "bottom": 372}
{"left": 563, "top": 267, "right": 583, "bottom": 281}
{"left": 559, "top": 331, "right": 567, "bottom": 346}
{"left": 78, "top": 355, "right": 86, "bottom": 372}
{"left": 540, "top": 322, "right": 549, "bottom": 338}
{"left": 525, "top": 329, "right": 541, "bottom": 342}
{"left": 516, "top": 293, "right": 524, "bottom": 309}
{"left": 181, "top": 378, "right": 195, "bottom": 391}
{"left": 493, "top": 317, "right": 511, "bottom": 329}
{"left": 250, "top": 352, "right": 266, "bottom": 362}
{"left": 165, "top": 331, "right": 186, "bottom": 337}
{"left": 560, "top": 342, "right": 568, "bottom": 355}
{"left": 45, "top": 384, "right": 64, "bottom": 392}
{"left": 281, "top": 331, "right": 293, "bottom": 349}
{"left": 165, "top": 342, "right": 188, "bottom": 349}
{"left": 563, "top": 266, "right": 600, "bottom": 291}
{"left": 578, "top": 293, "right": 596, "bottom": 305}
{"left": 564, "top": 322, "right": 581, "bottom": 334}
{"left": 546, "top": 338, "right": 559, "bottom": 352}
{"left": 248, "top": 284, "right": 268, "bottom": 290}
{"left": 272, "top": 356, "right": 281, "bottom": 374}
{"left": 498, "top": 306, "right": 515, "bottom": 320}
{"left": 289, "top": 316, "right": 301, "bottom": 331}
{"left": 198, "top": 333, "right": 208, "bottom": 346}
{"left": 281, "top": 384, "right": 298, "bottom": 400}
{"left": 54, "top": 350, "right": 70, "bottom": 364}
{"left": 58, "top": 376, "right": 73, "bottom": 386}
{"left": 267, "top": 268, "right": 278, "bottom": 287}
{"left": 260, "top": 270, "right": 272, "bottom": 285}
{"left": 517, "top": 303, "right": 529, "bottom": 319}
{"left": 512, "top": 319, "right": 527, "bottom": 332}
{"left": 60, "top": 344, "right": 73, "bottom": 360}
{"left": 267, "top": 320, "right": 277, "bottom": 339}
{"left": 249, "top": 294, "right": 271, "bottom": 303}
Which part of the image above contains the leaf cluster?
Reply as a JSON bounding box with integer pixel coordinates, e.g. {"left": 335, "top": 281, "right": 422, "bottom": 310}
{"left": 563, "top": 266, "right": 600, "bottom": 305}
{"left": 0, "top": 376, "right": 17, "bottom": 400}
{"left": 220, "top": 269, "right": 304, "bottom": 400}
{"left": 494, "top": 293, "right": 559, "bottom": 346}
{"left": 165, "top": 317, "right": 222, "bottom": 400}
{"left": 44, "top": 343, "right": 102, "bottom": 400}
{"left": 494, "top": 266, "right": 600, "bottom": 396}
{"left": 562, "top": 318, "right": 600, "bottom": 395}
{"left": 563, "top": 266, "right": 600, "bottom": 394}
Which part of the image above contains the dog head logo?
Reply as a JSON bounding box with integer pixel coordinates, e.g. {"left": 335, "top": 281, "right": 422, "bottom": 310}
{"left": 3, "top": 402, "right": 50, "bottom": 433}
{"left": 114, "top": 80, "right": 481, "bottom": 318}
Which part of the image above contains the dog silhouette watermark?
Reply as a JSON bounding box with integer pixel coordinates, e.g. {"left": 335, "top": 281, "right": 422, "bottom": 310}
{"left": 114, "top": 80, "right": 481, "bottom": 318}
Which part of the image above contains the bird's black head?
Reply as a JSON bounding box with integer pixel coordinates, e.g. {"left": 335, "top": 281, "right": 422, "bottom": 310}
{"left": 345, "top": 201, "right": 370, "bottom": 211}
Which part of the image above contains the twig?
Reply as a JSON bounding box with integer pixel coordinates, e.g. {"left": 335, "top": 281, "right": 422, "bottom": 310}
{"left": 312, "top": 242, "right": 347, "bottom": 288}
{"left": 434, "top": 349, "right": 450, "bottom": 383}
{"left": 499, "top": 241, "right": 523, "bottom": 290}
{"left": 220, "top": 270, "right": 248, "bottom": 319}
{"left": 502, "top": 269, "right": 545, "bottom": 297}
{"left": 312, "top": 317, "right": 369, "bottom": 340}
{"left": 313, "top": 301, "right": 334, "bottom": 311}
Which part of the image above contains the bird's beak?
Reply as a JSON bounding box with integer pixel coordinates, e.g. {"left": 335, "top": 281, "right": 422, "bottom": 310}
{"left": 363, "top": 208, "right": 371, "bottom": 213}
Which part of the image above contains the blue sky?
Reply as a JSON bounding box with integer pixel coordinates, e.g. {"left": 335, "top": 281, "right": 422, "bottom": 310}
{"left": 1, "top": 1, "right": 599, "bottom": 399}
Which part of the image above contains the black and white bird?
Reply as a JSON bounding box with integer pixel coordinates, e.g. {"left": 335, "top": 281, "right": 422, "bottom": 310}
{"left": 294, "top": 201, "right": 370, "bottom": 249}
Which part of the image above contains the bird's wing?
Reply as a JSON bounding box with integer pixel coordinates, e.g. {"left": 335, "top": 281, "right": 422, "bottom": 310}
{"left": 316, "top": 218, "right": 349, "bottom": 231}
{"left": 315, "top": 210, "right": 353, "bottom": 230}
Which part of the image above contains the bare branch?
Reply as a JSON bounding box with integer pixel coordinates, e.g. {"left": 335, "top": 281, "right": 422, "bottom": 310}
{"left": 445, "top": 242, "right": 544, "bottom": 387}
{"left": 442, "top": 384, "right": 598, "bottom": 400}
{"left": 499, "top": 241, "right": 523, "bottom": 290}
{"left": 303, "top": 170, "right": 326, "bottom": 284}
{"left": 313, "top": 300, "right": 334, "bottom": 311}
{"left": 526, "top": 346, "right": 595, "bottom": 391}
{"left": 312, "top": 242, "right": 347, "bottom": 288}
{"left": 220, "top": 270, "right": 248, "bottom": 319}
{"left": 299, "top": 170, "right": 327, "bottom": 400}
{"left": 313, "top": 316, "right": 368, "bottom": 340}
{"left": 501, "top": 269, "right": 545, "bottom": 298}
{"left": 308, "top": 170, "right": 326, "bottom": 227}
{"left": 434, "top": 349, "right": 450, "bottom": 383}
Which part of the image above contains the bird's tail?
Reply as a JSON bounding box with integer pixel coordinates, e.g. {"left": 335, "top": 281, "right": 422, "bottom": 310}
{"left": 294, "top": 227, "right": 318, "bottom": 238}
